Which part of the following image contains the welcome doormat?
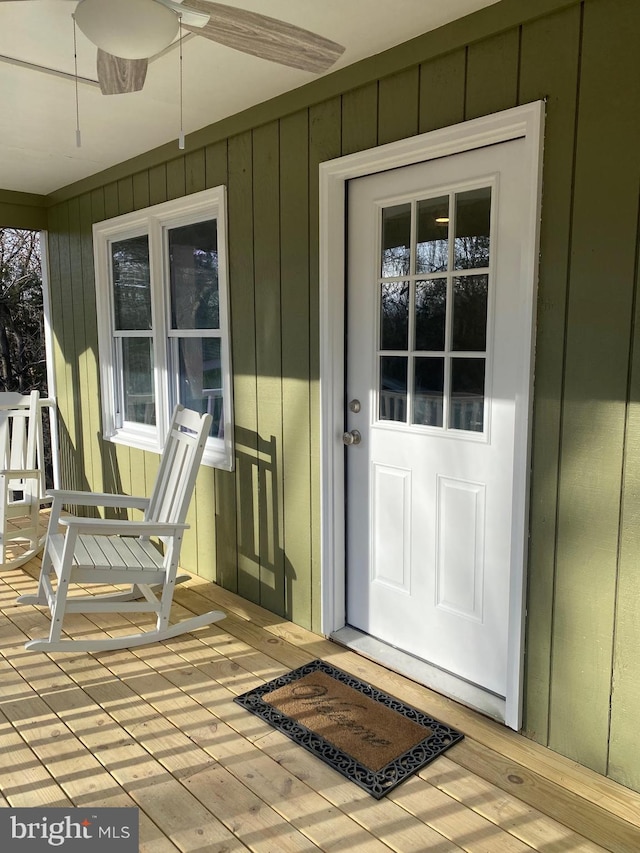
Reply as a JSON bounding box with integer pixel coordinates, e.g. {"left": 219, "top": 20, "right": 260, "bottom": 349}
{"left": 234, "top": 658, "right": 464, "bottom": 798}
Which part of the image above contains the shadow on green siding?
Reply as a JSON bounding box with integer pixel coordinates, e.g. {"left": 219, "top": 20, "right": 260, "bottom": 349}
{"left": 234, "top": 425, "right": 297, "bottom": 620}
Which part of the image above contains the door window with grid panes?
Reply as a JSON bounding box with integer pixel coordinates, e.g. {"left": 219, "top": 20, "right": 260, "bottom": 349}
{"left": 378, "top": 186, "right": 492, "bottom": 434}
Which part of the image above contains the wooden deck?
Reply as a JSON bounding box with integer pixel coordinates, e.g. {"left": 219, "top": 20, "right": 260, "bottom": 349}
{"left": 2, "top": 554, "right": 640, "bottom": 853}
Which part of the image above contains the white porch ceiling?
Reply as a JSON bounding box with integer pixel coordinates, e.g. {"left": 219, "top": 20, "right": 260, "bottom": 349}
{"left": 0, "top": 0, "right": 500, "bottom": 195}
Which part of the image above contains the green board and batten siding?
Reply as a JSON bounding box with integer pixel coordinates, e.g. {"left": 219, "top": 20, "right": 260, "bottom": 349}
{"left": 37, "top": 0, "right": 640, "bottom": 792}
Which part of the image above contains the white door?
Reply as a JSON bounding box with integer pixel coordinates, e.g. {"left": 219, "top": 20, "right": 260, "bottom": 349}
{"left": 345, "top": 139, "right": 531, "bottom": 701}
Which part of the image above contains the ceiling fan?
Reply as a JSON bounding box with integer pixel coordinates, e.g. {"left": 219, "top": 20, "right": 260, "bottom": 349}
{"left": 1, "top": 0, "right": 346, "bottom": 95}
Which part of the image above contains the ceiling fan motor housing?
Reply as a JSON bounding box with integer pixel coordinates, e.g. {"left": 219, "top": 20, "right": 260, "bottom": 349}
{"left": 74, "top": 0, "right": 179, "bottom": 60}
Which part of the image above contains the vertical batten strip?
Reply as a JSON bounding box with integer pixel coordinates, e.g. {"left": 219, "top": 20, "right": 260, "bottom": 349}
{"left": 252, "top": 120, "right": 285, "bottom": 616}
{"left": 465, "top": 28, "right": 520, "bottom": 121}
{"left": 167, "top": 157, "right": 186, "bottom": 201}
{"left": 280, "top": 109, "right": 312, "bottom": 627}
{"left": 341, "top": 83, "right": 378, "bottom": 157}
{"left": 549, "top": 0, "right": 640, "bottom": 772}
{"left": 132, "top": 171, "right": 151, "bottom": 212}
{"left": 78, "top": 191, "right": 103, "bottom": 496}
{"left": 518, "top": 3, "right": 582, "bottom": 745}
{"left": 56, "top": 202, "right": 82, "bottom": 493}
{"left": 378, "top": 68, "right": 420, "bottom": 147}
{"left": 609, "top": 182, "right": 640, "bottom": 790}
{"left": 228, "top": 131, "right": 259, "bottom": 603}
{"left": 67, "top": 196, "right": 90, "bottom": 493}
{"left": 418, "top": 49, "right": 466, "bottom": 135}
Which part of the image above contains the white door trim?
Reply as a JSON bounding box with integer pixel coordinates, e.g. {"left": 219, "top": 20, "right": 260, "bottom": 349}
{"left": 319, "top": 101, "right": 545, "bottom": 730}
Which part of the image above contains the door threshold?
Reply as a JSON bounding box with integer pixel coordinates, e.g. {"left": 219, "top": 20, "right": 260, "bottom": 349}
{"left": 331, "top": 626, "right": 506, "bottom": 724}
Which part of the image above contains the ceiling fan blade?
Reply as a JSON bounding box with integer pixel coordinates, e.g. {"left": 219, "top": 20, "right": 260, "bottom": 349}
{"left": 181, "top": 1, "right": 345, "bottom": 74}
{"left": 156, "top": 0, "right": 210, "bottom": 28}
{"left": 97, "top": 50, "right": 148, "bottom": 95}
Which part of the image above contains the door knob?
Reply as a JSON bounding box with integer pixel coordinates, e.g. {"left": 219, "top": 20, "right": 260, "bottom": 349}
{"left": 343, "top": 430, "right": 362, "bottom": 446}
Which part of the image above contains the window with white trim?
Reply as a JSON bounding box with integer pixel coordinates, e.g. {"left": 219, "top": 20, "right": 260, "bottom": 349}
{"left": 93, "top": 187, "right": 233, "bottom": 470}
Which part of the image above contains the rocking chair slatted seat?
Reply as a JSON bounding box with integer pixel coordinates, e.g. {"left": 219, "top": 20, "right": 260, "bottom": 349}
{"left": 0, "top": 390, "right": 52, "bottom": 569}
{"left": 17, "top": 405, "right": 225, "bottom": 652}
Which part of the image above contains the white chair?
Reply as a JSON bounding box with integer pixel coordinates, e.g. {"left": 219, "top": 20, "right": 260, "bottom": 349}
{"left": 17, "top": 405, "right": 225, "bottom": 652}
{"left": 0, "top": 390, "right": 52, "bottom": 569}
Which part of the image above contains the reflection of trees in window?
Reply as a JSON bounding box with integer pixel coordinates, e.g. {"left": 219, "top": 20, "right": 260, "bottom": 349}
{"left": 415, "top": 279, "right": 446, "bottom": 351}
{"left": 380, "top": 282, "right": 409, "bottom": 350}
{"left": 381, "top": 203, "right": 411, "bottom": 278}
{"left": 169, "top": 220, "right": 219, "bottom": 330}
{"left": 416, "top": 238, "right": 448, "bottom": 274}
{"left": 111, "top": 236, "right": 151, "bottom": 330}
{"left": 417, "top": 195, "right": 449, "bottom": 274}
{"left": 375, "top": 189, "right": 491, "bottom": 433}
{"left": 452, "top": 275, "right": 488, "bottom": 352}
{"left": 381, "top": 246, "right": 410, "bottom": 278}
{"left": 454, "top": 187, "right": 491, "bottom": 270}
{"left": 454, "top": 236, "right": 490, "bottom": 270}
{"left": 169, "top": 221, "right": 221, "bottom": 439}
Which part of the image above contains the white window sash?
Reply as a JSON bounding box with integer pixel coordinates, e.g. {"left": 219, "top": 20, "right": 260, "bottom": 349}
{"left": 93, "top": 186, "right": 234, "bottom": 470}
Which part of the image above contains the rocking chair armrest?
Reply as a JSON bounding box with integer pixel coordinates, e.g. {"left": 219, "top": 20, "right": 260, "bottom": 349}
{"left": 47, "top": 489, "right": 150, "bottom": 511}
{"left": 59, "top": 517, "right": 189, "bottom": 536}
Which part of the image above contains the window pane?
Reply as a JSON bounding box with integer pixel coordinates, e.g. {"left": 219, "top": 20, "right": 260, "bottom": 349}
{"left": 169, "top": 219, "right": 219, "bottom": 330}
{"left": 450, "top": 358, "right": 485, "bottom": 432}
{"left": 122, "top": 337, "right": 155, "bottom": 425}
{"left": 416, "top": 196, "right": 449, "bottom": 273}
{"left": 379, "top": 356, "right": 407, "bottom": 422}
{"left": 178, "top": 337, "right": 223, "bottom": 438}
{"left": 381, "top": 204, "right": 411, "bottom": 277}
{"left": 413, "top": 357, "right": 444, "bottom": 427}
{"left": 454, "top": 187, "right": 491, "bottom": 270}
{"left": 380, "top": 282, "right": 409, "bottom": 350}
{"left": 452, "top": 275, "right": 488, "bottom": 351}
{"left": 111, "top": 236, "right": 151, "bottom": 331}
{"left": 415, "top": 279, "right": 446, "bottom": 351}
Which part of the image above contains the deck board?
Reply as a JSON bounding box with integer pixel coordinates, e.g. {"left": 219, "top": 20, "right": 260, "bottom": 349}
{"left": 1, "top": 551, "right": 639, "bottom": 852}
{"left": 181, "top": 576, "right": 640, "bottom": 844}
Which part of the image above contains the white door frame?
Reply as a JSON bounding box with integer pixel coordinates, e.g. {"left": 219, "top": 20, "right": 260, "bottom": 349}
{"left": 319, "top": 101, "right": 545, "bottom": 730}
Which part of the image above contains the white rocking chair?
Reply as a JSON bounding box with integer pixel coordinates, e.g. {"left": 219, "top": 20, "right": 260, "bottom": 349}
{"left": 17, "top": 405, "right": 225, "bottom": 652}
{"left": 0, "top": 390, "right": 52, "bottom": 569}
